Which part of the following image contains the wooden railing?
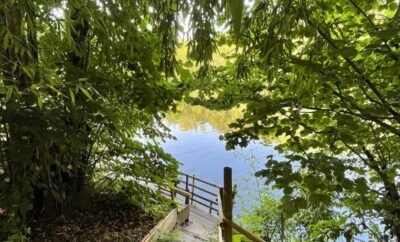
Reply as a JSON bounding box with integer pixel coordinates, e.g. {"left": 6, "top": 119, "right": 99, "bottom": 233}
{"left": 158, "top": 168, "right": 265, "bottom": 242}
{"left": 159, "top": 172, "right": 221, "bottom": 214}
{"left": 218, "top": 167, "right": 266, "bottom": 242}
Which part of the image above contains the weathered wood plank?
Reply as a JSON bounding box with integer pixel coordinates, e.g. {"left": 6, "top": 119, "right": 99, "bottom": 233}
{"left": 223, "top": 167, "right": 233, "bottom": 242}
{"left": 140, "top": 208, "right": 177, "bottom": 242}
{"left": 185, "top": 174, "right": 190, "bottom": 204}
{"left": 177, "top": 205, "right": 191, "bottom": 224}
{"left": 171, "top": 187, "right": 192, "bottom": 198}
{"left": 190, "top": 174, "right": 196, "bottom": 205}
{"left": 176, "top": 205, "right": 219, "bottom": 242}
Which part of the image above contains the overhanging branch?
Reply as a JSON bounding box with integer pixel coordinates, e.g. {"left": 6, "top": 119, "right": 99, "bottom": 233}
{"left": 304, "top": 14, "right": 400, "bottom": 124}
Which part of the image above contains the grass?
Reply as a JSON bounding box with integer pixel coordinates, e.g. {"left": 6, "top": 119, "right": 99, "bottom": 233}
{"left": 157, "top": 230, "right": 182, "bottom": 242}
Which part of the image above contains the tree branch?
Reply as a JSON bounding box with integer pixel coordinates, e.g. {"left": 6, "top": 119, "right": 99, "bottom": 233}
{"left": 323, "top": 83, "right": 400, "bottom": 136}
{"left": 347, "top": 0, "right": 399, "bottom": 61}
{"left": 304, "top": 14, "right": 400, "bottom": 124}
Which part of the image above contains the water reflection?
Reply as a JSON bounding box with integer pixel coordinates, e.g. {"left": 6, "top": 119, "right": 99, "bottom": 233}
{"left": 166, "top": 102, "right": 243, "bottom": 133}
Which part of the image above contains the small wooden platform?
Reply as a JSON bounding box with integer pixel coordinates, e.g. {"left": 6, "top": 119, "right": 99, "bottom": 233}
{"left": 175, "top": 205, "right": 219, "bottom": 241}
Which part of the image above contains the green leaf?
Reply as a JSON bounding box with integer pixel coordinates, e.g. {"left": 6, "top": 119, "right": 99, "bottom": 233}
{"left": 227, "top": 0, "right": 244, "bottom": 42}
{"left": 384, "top": 61, "right": 400, "bottom": 75}
{"left": 69, "top": 88, "right": 76, "bottom": 105}
{"left": 37, "top": 93, "right": 43, "bottom": 109}
{"left": 5, "top": 86, "right": 13, "bottom": 101}
{"left": 339, "top": 47, "right": 358, "bottom": 58}
{"left": 184, "top": 60, "right": 194, "bottom": 68}
{"left": 309, "top": 193, "right": 331, "bottom": 204}
{"left": 80, "top": 87, "right": 93, "bottom": 101}
{"left": 233, "top": 234, "right": 243, "bottom": 242}
{"left": 3, "top": 32, "right": 9, "bottom": 50}
{"left": 371, "top": 29, "right": 399, "bottom": 39}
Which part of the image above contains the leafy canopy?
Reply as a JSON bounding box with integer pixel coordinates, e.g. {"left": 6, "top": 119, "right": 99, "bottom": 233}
{"left": 188, "top": 0, "right": 400, "bottom": 240}
{"left": 0, "top": 0, "right": 230, "bottom": 239}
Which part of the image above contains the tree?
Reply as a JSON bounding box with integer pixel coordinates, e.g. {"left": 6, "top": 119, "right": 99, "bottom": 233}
{"left": 189, "top": 0, "right": 400, "bottom": 240}
{"left": 0, "top": 0, "right": 224, "bottom": 239}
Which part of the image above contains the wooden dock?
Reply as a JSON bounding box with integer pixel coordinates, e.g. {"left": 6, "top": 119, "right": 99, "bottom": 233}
{"left": 146, "top": 168, "right": 265, "bottom": 242}
{"left": 175, "top": 205, "right": 219, "bottom": 241}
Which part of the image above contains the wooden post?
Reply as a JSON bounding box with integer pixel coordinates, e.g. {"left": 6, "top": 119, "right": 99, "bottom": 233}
{"left": 280, "top": 212, "right": 285, "bottom": 241}
{"left": 223, "top": 167, "right": 233, "bottom": 242}
{"left": 217, "top": 188, "right": 224, "bottom": 242}
{"left": 232, "top": 184, "right": 237, "bottom": 202}
{"left": 209, "top": 201, "right": 212, "bottom": 214}
{"left": 170, "top": 188, "right": 174, "bottom": 200}
{"left": 191, "top": 174, "right": 196, "bottom": 205}
{"left": 185, "top": 174, "right": 190, "bottom": 205}
{"left": 219, "top": 187, "right": 224, "bottom": 211}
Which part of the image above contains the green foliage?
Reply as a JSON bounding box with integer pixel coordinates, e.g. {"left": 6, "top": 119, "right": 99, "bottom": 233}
{"left": 237, "top": 189, "right": 287, "bottom": 241}
{"left": 226, "top": 0, "right": 244, "bottom": 42}
{"left": 236, "top": 153, "right": 372, "bottom": 241}
{"left": 0, "top": 0, "right": 235, "bottom": 240}
{"left": 188, "top": 0, "right": 400, "bottom": 240}
{"left": 157, "top": 230, "right": 182, "bottom": 242}
{"left": 3, "top": 0, "right": 400, "bottom": 240}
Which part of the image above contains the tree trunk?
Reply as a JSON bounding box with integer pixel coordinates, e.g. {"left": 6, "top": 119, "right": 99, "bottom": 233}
{"left": 64, "top": 2, "right": 91, "bottom": 207}
{"left": 1, "top": 0, "right": 40, "bottom": 222}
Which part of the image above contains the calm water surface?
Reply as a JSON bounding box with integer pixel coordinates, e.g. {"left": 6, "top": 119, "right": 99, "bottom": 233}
{"left": 162, "top": 123, "right": 278, "bottom": 187}
{"left": 161, "top": 103, "right": 282, "bottom": 213}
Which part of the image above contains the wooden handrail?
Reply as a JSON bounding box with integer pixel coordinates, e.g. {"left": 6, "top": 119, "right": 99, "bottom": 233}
{"left": 224, "top": 218, "right": 265, "bottom": 242}
{"left": 191, "top": 198, "right": 218, "bottom": 212}
{"left": 217, "top": 191, "right": 223, "bottom": 219}
{"left": 192, "top": 193, "right": 218, "bottom": 205}
{"left": 217, "top": 190, "right": 224, "bottom": 242}
{"left": 177, "top": 179, "right": 218, "bottom": 196}
{"left": 219, "top": 167, "right": 266, "bottom": 242}
{"left": 160, "top": 167, "right": 266, "bottom": 242}
{"left": 158, "top": 180, "right": 218, "bottom": 214}
{"left": 185, "top": 174, "right": 190, "bottom": 204}
{"left": 158, "top": 186, "right": 170, "bottom": 192}
{"left": 159, "top": 190, "right": 170, "bottom": 197}
{"left": 179, "top": 172, "right": 222, "bottom": 188}
{"left": 171, "top": 187, "right": 191, "bottom": 198}
{"left": 190, "top": 174, "right": 196, "bottom": 205}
